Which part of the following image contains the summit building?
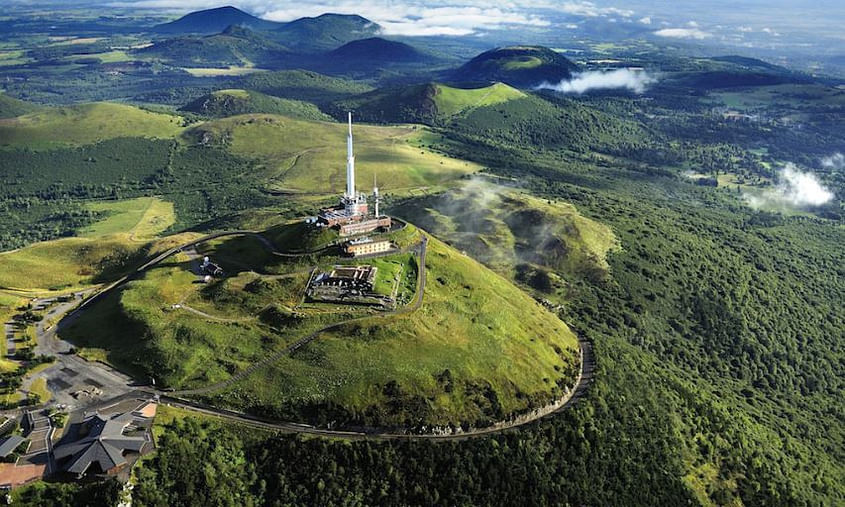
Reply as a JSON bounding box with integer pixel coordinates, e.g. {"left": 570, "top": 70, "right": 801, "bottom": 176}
{"left": 310, "top": 113, "right": 391, "bottom": 236}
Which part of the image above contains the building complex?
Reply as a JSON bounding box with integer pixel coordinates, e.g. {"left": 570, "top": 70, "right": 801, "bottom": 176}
{"left": 310, "top": 113, "right": 392, "bottom": 237}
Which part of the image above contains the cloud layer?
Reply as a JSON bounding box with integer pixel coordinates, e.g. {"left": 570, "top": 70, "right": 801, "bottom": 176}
{"left": 535, "top": 69, "right": 656, "bottom": 94}
{"left": 108, "top": 0, "right": 554, "bottom": 36}
{"left": 821, "top": 152, "right": 844, "bottom": 170}
{"left": 746, "top": 164, "right": 835, "bottom": 209}
{"left": 653, "top": 27, "right": 712, "bottom": 39}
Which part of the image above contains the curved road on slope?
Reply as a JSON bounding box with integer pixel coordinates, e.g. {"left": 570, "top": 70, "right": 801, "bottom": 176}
{"left": 43, "top": 228, "right": 592, "bottom": 440}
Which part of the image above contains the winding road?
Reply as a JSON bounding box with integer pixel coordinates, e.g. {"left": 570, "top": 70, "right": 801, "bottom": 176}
{"left": 33, "top": 227, "right": 592, "bottom": 440}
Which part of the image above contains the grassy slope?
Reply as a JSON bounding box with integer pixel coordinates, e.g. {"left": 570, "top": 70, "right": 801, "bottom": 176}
{"left": 59, "top": 236, "right": 362, "bottom": 387}
{"left": 81, "top": 197, "right": 175, "bottom": 239}
{"left": 238, "top": 69, "right": 374, "bottom": 104}
{"left": 328, "top": 82, "right": 525, "bottom": 125}
{"left": 433, "top": 83, "right": 525, "bottom": 118}
{"left": 210, "top": 232, "right": 580, "bottom": 427}
{"left": 180, "top": 89, "right": 333, "bottom": 121}
{"left": 392, "top": 179, "right": 619, "bottom": 284}
{"left": 188, "top": 114, "right": 480, "bottom": 193}
{"left": 0, "top": 197, "right": 182, "bottom": 291}
{"left": 0, "top": 103, "right": 183, "bottom": 148}
{"left": 0, "top": 93, "right": 39, "bottom": 119}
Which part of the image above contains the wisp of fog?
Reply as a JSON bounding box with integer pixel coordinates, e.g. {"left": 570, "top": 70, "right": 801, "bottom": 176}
{"left": 534, "top": 68, "right": 656, "bottom": 94}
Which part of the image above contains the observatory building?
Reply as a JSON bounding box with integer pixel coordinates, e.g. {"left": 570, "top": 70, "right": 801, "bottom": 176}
{"left": 310, "top": 113, "right": 391, "bottom": 236}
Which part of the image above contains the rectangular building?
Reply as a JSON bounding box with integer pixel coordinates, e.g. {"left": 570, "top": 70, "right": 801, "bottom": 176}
{"left": 345, "top": 239, "right": 393, "bottom": 257}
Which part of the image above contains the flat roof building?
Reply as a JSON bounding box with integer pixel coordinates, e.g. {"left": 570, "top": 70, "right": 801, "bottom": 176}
{"left": 344, "top": 238, "right": 393, "bottom": 257}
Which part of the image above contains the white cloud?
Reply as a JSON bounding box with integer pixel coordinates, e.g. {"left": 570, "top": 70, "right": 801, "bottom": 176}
{"left": 108, "top": 1, "right": 552, "bottom": 36}
{"left": 821, "top": 152, "right": 844, "bottom": 169}
{"left": 260, "top": 3, "right": 551, "bottom": 36}
{"left": 686, "top": 20, "right": 698, "bottom": 27}
{"left": 745, "top": 164, "right": 835, "bottom": 208}
{"left": 738, "top": 25, "right": 753, "bottom": 32}
{"left": 638, "top": 16, "right": 651, "bottom": 25}
{"left": 761, "top": 27, "right": 781, "bottom": 36}
{"left": 535, "top": 69, "right": 657, "bottom": 94}
{"left": 560, "top": 1, "right": 634, "bottom": 18}
{"left": 653, "top": 27, "right": 712, "bottom": 39}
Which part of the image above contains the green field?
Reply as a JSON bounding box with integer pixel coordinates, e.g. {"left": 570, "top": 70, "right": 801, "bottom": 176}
{"left": 0, "top": 102, "right": 184, "bottom": 148}
{"left": 205, "top": 232, "right": 580, "bottom": 428}
{"left": 708, "top": 84, "right": 845, "bottom": 109}
{"left": 188, "top": 114, "right": 480, "bottom": 193}
{"left": 81, "top": 197, "right": 175, "bottom": 240}
{"left": 501, "top": 56, "right": 543, "bottom": 70}
{"left": 0, "top": 197, "right": 181, "bottom": 291}
{"left": 0, "top": 236, "right": 145, "bottom": 291}
{"left": 432, "top": 82, "right": 526, "bottom": 118}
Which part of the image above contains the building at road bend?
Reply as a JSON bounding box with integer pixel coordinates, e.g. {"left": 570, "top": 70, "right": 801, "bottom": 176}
{"left": 307, "top": 113, "right": 391, "bottom": 236}
{"left": 344, "top": 237, "right": 393, "bottom": 257}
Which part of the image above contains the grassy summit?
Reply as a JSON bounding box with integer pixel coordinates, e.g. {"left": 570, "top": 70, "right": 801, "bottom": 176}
{"left": 0, "top": 102, "right": 183, "bottom": 148}
{"left": 60, "top": 224, "right": 580, "bottom": 429}
{"left": 330, "top": 82, "right": 525, "bottom": 124}
{"left": 450, "top": 46, "right": 578, "bottom": 88}
{"left": 180, "top": 89, "right": 332, "bottom": 120}
{"left": 203, "top": 229, "right": 580, "bottom": 428}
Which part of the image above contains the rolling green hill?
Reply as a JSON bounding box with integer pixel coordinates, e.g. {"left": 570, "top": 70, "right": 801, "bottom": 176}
{"left": 185, "top": 113, "right": 480, "bottom": 193}
{"left": 237, "top": 69, "right": 374, "bottom": 104}
{"left": 62, "top": 224, "right": 580, "bottom": 428}
{"left": 329, "top": 82, "right": 525, "bottom": 124}
{"left": 444, "top": 92, "right": 653, "bottom": 154}
{"left": 137, "top": 25, "right": 289, "bottom": 69}
{"left": 0, "top": 93, "right": 39, "bottom": 119}
{"left": 0, "top": 102, "right": 183, "bottom": 148}
{"left": 152, "top": 5, "right": 282, "bottom": 34}
{"left": 316, "top": 37, "right": 438, "bottom": 75}
{"left": 391, "top": 179, "right": 619, "bottom": 285}
{"left": 180, "top": 89, "right": 332, "bottom": 120}
{"left": 269, "top": 13, "right": 381, "bottom": 51}
{"left": 451, "top": 46, "right": 578, "bottom": 88}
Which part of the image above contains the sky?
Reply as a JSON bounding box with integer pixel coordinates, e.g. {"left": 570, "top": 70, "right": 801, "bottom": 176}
{"left": 11, "top": 1, "right": 845, "bottom": 41}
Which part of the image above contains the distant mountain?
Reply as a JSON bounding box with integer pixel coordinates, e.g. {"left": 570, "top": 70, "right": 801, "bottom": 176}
{"left": 0, "top": 93, "right": 39, "bottom": 118}
{"left": 328, "top": 38, "right": 427, "bottom": 61}
{"left": 179, "top": 89, "right": 332, "bottom": 121}
{"left": 137, "top": 25, "right": 290, "bottom": 68}
{"left": 314, "top": 37, "right": 439, "bottom": 76}
{"left": 153, "top": 6, "right": 281, "bottom": 34}
{"left": 237, "top": 69, "right": 374, "bottom": 104}
{"left": 450, "top": 46, "right": 578, "bottom": 88}
{"left": 270, "top": 13, "right": 381, "bottom": 51}
{"left": 710, "top": 55, "right": 787, "bottom": 72}
{"left": 328, "top": 82, "right": 525, "bottom": 124}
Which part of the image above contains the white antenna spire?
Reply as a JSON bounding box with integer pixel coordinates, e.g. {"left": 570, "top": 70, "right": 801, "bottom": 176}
{"left": 346, "top": 112, "right": 355, "bottom": 199}
{"left": 373, "top": 172, "right": 379, "bottom": 217}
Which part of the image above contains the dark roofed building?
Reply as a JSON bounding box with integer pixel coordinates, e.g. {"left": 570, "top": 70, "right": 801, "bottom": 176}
{"left": 53, "top": 412, "right": 150, "bottom": 478}
{"left": 0, "top": 435, "right": 26, "bottom": 458}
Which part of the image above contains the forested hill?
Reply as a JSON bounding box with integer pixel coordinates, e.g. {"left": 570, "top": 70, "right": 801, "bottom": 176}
{"left": 152, "top": 6, "right": 282, "bottom": 34}
{"left": 450, "top": 46, "right": 579, "bottom": 87}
